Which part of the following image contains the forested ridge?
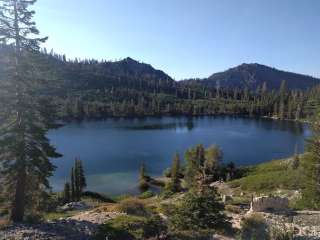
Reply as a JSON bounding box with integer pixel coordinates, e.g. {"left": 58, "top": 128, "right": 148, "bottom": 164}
{"left": 1, "top": 44, "right": 319, "bottom": 121}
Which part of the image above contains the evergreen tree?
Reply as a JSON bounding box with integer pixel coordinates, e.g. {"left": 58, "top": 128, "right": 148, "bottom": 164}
{"left": 166, "top": 152, "right": 181, "bottom": 193}
{"left": 0, "top": 0, "right": 61, "bottom": 222}
{"left": 63, "top": 182, "right": 71, "bottom": 204}
{"left": 74, "top": 160, "right": 80, "bottom": 201}
{"left": 138, "top": 162, "right": 149, "bottom": 192}
{"left": 185, "top": 144, "right": 223, "bottom": 191}
{"left": 226, "top": 162, "right": 236, "bottom": 181}
{"left": 185, "top": 147, "right": 199, "bottom": 189}
{"left": 204, "top": 145, "right": 223, "bottom": 182}
{"left": 71, "top": 167, "right": 75, "bottom": 201}
{"left": 301, "top": 113, "right": 320, "bottom": 209}
{"left": 292, "top": 145, "right": 300, "bottom": 170}
{"left": 72, "top": 158, "right": 86, "bottom": 201}
{"left": 78, "top": 160, "right": 87, "bottom": 194}
{"left": 169, "top": 187, "right": 230, "bottom": 231}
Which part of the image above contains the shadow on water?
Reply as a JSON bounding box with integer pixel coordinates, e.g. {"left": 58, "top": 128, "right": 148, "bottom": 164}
{"left": 119, "top": 118, "right": 195, "bottom": 131}
{"left": 242, "top": 117, "right": 306, "bottom": 135}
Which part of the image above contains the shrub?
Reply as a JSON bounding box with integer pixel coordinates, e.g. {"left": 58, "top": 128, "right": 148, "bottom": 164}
{"left": 169, "top": 188, "right": 230, "bottom": 232}
{"left": 0, "top": 208, "right": 9, "bottom": 217}
{"left": 82, "top": 191, "right": 115, "bottom": 203}
{"left": 112, "top": 194, "right": 133, "bottom": 202}
{"left": 225, "top": 204, "right": 242, "bottom": 214}
{"left": 240, "top": 213, "right": 269, "bottom": 240}
{"left": 270, "top": 226, "right": 293, "bottom": 240}
{"left": 24, "top": 213, "right": 43, "bottom": 224}
{"left": 168, "top": 230, "right": 213, "bottom": 240}
{"left": 161, "top": 182, "right": 176, "bottom": 199}
{"left": 163, "top": 168, "right": 171, "bottom": 178}
{"left": 116, "top": 198, "right": 149, "bottom": 216}
{"left": 139, "top": 190, "right": 154, "bottom": 199}
{"left": 95, "top": 215, "right": 167, "bottom": 240}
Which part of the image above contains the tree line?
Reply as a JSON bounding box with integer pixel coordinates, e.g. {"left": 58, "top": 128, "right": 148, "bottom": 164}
{"left": 57, "top": 80, "right": 320, "bottom": 121}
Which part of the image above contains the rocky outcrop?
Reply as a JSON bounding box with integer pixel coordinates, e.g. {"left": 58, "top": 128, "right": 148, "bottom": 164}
{"left": 0, "top": 219, "right": 97, "bottom": 240}
{"left": 249, "top": 196, "right": 289, "bottom": 212}
{"left": 0, "top": 210, "right": 123, "bottom": 240}
{"left": 57, "top": 202, "right": 89, "bottom": 212}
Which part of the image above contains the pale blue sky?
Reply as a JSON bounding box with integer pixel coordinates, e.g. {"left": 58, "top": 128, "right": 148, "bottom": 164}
{"left": 34, "top": 0, "right": 320, "bottom": 80}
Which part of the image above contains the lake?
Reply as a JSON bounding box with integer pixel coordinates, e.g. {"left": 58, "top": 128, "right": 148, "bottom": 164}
{"left": 48, "top": 116, "right": 310, "bottom": 195}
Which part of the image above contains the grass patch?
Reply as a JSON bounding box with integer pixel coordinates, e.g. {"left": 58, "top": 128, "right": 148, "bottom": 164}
{"left": 43, "top": 211, "right": 78, "bottom": 221}
{"left": 229, "top": 158, "right": 302, "bottom": 193}
{"left": 82, "top": 191, "right": 115, "bottom": 203}
{"left": 95, "top": 215, "right": 166, "bottom": 240}
{"left": 116, "top": 198, "right": 149, "bottom": 216}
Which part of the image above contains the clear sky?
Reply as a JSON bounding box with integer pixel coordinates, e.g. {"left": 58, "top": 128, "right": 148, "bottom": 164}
{"left": 34, "top": 0, "right": 320, "bottom": 80}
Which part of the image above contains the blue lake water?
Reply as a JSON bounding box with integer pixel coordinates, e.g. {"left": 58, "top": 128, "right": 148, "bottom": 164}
{"left": 48, "top": 116, "right": 310, "bottom": 195}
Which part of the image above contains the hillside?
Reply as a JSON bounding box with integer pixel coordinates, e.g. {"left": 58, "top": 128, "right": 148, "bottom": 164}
{"left": 2, "top": 45, "right": 319, "bottom": 94}
{"left": 183, "top": 63, "right": 320, "bottom": 90}
{"left": 1, "top": 45, "right": 320, "bottom": 120}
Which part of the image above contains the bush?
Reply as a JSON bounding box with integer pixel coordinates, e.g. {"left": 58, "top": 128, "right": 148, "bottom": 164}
{"left": 116, "top": 198, "right": 149, "bottom": 216}
{"left": 169, "top": 188, "right": 230, "bottom": 232}
{"left": 240, "top": 213, "right": 269, "bottom": 240}
{"left": 95, "top": 215, "right": 167, "bottom": 240}
{"left": 112, "top": 194, "right": 133, "bottom": 202}
{"left": 161, "top": 182, "right": 176, "bottom": 199}
{"left": 82, "top": 191, "right": 115, "bottom": 203}
{"left": 163, "top": 168, "right": 171, "bottom": 178}
{"left": 0, "top": 208, "right": 9, "bottom": 217}
{"left": 139, "top": 190, "right": 154, "bottom": 199}
{"left": 225, "top": 204, "right": 242, "bottom": 214}
{"left": 168, "top": 230, "right": 213, "bottom": 240}
{"left": 270, "top": 226, "right": 293, "bottom": 240}
{"left": 25, "top": 213, "right": 43, "bottom": 224}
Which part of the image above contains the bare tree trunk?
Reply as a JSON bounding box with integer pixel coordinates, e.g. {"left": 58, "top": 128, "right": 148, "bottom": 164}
{"left": 10, "top": 165, "right": 26, "bottom": 222}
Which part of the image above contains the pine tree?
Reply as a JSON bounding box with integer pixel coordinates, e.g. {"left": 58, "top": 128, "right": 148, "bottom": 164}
{"left": 78, "top": 160, "right": 87, "bottom": 194}
{"left": 292, "top": 145, "right": 300, "bottom": 170}
{"left": 74, "top": 159, "right": 80, "bottom": 201}
{"left": 166, "top": 153, "right": 181, "bottom": 193}
{"left": 63, "top": 182, "right": 71, "bottom": 204}
{"left": 169, "top": 187, "right": 230, "bottom": 231}
{"left": 72, "top": 158, "right": 86, "bottom": 201}
{"left": 204, "top": 145, "right": 223, "bottom": 182}
{"left": 138, "top": 162, "right": 149, "bottom": 192}
{"left": 301, "top": 113, "right": 320, "bottom": 209}
{"left": 71, "top": 167, "right": 75, "bottom": 201}
{"left": 0, "top": 0, "right": 61, "bottom": 222}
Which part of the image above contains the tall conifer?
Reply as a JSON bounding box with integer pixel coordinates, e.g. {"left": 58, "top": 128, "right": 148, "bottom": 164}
{"left": 0, "top": 0, "right": 61, "bottom": 222}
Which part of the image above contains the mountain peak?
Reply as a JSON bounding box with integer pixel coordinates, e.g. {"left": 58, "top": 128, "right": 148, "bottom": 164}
{"left": 203, "top": 63, "right": 320, "bottom": 90}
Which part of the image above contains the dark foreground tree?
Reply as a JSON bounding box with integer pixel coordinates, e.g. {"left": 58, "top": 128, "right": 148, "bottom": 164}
{"left": 0, "top": 0, "right": 61, "bottom": 222}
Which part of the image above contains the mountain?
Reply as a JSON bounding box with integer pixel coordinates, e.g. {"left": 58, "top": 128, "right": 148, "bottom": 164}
{"left": 0, "top": 45, "right": 175, "bottom": 94}
{"left": 43, "top": 55, "right": 175, "bottom": 93}
{"left": 1, "top": 45, "right": 320, "bottom": 120}
{"left": 183, "top": 63, "right": 319, "bottom": 91}
{"left": 2, "top": 45, "right": 319, "bottom": 93}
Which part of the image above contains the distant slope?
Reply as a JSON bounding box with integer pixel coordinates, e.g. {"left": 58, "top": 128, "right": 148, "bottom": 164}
{"left": 1, "top": 45, "right": 319, "bottom": 93}
{"left": 184, "top": 63, "right": 319, "bottom": 90}
{"left": 48, "top": 56, "right": 175, "bottom": 93}
{"left": 0, "top": 45, "right": 175, "bottom": 95}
